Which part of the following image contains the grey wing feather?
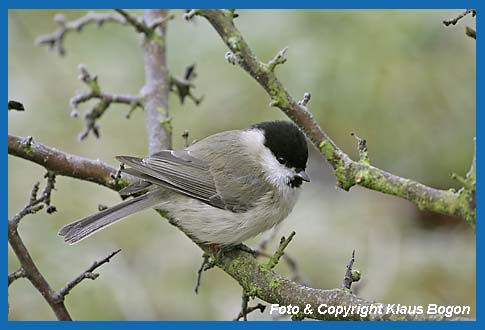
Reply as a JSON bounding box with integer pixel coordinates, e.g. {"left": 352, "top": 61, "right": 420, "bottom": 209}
{"left": 116, "top": 153, "right": 227, "bottom": 210}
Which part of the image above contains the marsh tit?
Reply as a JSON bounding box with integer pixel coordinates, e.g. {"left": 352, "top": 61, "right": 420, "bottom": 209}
{"left": 59, "top": 121, "right": 310, "bottom": 246}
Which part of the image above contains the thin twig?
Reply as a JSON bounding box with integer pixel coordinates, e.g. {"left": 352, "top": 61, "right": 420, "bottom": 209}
{"left": 267, "top": 46, "right": 289, "bottom": 72}
{"left": 234, "top": 303, "right": 266, "bottom": 321}
{"left": 8, "top": 179, "right": 71, "bottom": 320}
{"left": 234, "top": 289, "right": 266, "bottom": 321}
{"left": 443, "top": 9, "right": 476, "bottom": 26}
{"left": 114, "top": 9, "right": 151, "bottom": 35}
{"left": 350, "top": 132, "right": 370, "bottom": 165}
{"left": 194, "top": 253, "right": 215, "bottom": 294}
{"left": 70, "top": 64, "right": 143, "bottom": 140}
{"left": 170, "top": 65, "right": 204, "bottom": 105}
{"left": 254, "top": 228, "right": 306, "bottom": 284}
{"left": 263, "top": 232, "right": 296, "bottom": 271}
{"left": 59, "top": 249, "right": 122, "bottom": 297}
{"left": 36, "top": 11, "right": 126, "bottom": 56}
{"left": 8, "top": 268, "right": 27, "bottom": 287}
{"left": 341, "top": 250, "right": 361, "bottom": 290}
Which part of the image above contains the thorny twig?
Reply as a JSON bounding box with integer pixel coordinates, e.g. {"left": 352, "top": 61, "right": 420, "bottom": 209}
{"left": 70, "top": 64, "right": 143, "bottom": 140}
{"left": 194, "top": 253, "right": 215, "bottom": 294}
{"left": 341, "top": 250, "right": 361, "bottom": 291}
{"left": 10, "top": 171, "right": 57, "bottom": 226}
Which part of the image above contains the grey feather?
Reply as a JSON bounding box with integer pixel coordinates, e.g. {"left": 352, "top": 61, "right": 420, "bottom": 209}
{"left": 58, "top": 190, "right": 164, "bottom": 244}
{"left": 116, "top": 153, "right": 228, "bottom": 210}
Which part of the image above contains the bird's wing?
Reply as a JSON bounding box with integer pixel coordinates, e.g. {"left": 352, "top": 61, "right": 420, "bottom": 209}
{"left": 116, "top": 150, "right": 228, "bottom": 210}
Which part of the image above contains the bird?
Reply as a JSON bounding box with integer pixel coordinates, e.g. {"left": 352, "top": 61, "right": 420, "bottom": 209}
{"left": 58, "top": 121, "right": 310, "bottom": 247}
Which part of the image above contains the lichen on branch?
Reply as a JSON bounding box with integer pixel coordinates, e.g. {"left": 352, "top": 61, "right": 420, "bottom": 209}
{"left": 194, "top": 9, "right": 475, "bottom": 228}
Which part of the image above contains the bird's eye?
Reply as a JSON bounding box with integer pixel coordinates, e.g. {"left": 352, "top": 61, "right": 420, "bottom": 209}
{"left": 278, "top": 157, "right": 285, "bottom": 164}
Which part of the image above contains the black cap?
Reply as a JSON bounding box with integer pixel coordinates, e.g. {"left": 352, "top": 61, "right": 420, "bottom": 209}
{"left": 252, "top": 121, "right": 308, "bottom": 172}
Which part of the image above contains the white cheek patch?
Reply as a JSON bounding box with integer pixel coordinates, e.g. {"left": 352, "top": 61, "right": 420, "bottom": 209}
{"left": 260, "top": 147, "right": 295, "bottom": 187}
{"left": 240, "top": 129, "right": 296, "bottom": 190}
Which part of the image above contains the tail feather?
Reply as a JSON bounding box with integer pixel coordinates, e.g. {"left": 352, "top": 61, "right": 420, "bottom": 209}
{"left": 59, "top": 190, "right": 163, "bottom": 245}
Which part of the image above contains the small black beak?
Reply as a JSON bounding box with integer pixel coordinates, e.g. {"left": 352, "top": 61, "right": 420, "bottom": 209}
{"left": 296, "top": 170, "right": 310, "bottom": 182}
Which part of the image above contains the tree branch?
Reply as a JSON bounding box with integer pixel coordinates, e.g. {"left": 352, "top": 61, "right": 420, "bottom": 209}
{"left": 194, "top": 9, "right": 475, "bottom": 227}
{"left": 115, "top": 9, "right": 174, "bottom": 36}
{"left": 341, "top": 250, "right": 361, "bottom": 290}
{"left": 8, "top": 174, "right": 121, "bottom": 320}
{"left": 8, "top": 134, "right": 132, "bottom": 191}
{"left": 59, "top": 249, "right": 121, "bottom": 297}
{"left": 70, "top": 64, "right": 143, "bottom": 140}
{"left": 9, "top": 217, "right": 72, "bottom": 320}
{"left": 142, "top": 10, "right": 172, "bottom": 154}
{"left": 36, "top": 11, "right": 126, "bottom": 56}
{"left": 442, "top": 9, "right": 476, "bottom": 26}
{"left": 8, "top": 268, "right": 27, "bottom": 287}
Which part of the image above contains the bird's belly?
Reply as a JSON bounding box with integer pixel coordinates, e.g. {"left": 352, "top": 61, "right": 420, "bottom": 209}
{"left": 156, "top": 189, "right": 299, "bottom": 246}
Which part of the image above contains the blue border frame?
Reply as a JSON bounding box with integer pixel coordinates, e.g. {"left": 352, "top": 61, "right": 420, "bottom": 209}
{"left": 5, "top": 0, "right": 480, "bottom": 328}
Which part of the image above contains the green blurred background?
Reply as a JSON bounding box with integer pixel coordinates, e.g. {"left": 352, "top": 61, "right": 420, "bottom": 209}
{"left": 8, "top": 10, "right": 475, "bottom": 320}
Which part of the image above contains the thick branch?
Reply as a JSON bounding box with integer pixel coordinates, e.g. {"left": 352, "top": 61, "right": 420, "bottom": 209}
{"left": 203, "top": 246, "right": 451, "bottom": 320}
{"left": 195, "top": 9, "right": 475, "bottom": 226}
{"left": 142, "top": 10, "right": 172, "bottom": 154}
{"left": 8, "top": 134, "right": 131, "bottom": 191}
{"left": 8, "top": 220, "right": 72, "bottom": 320}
